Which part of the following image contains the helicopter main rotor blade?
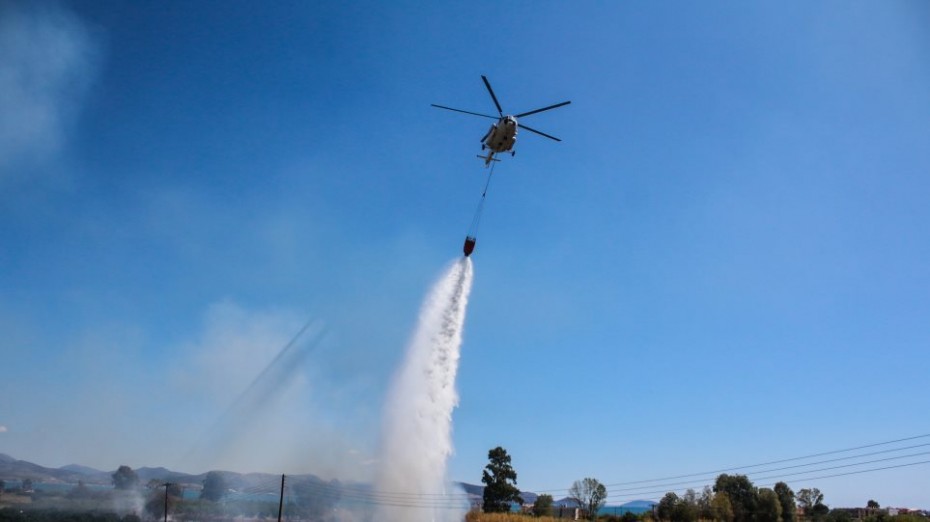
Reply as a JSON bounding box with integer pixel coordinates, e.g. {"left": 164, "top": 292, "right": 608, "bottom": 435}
{"left": 481, "top": 75, "right": 504, "bottom": 117}
{"left": 514, "top": 100, "right": 572, "bottom": 119}
{"left": 518, "top": 123, "right": 562, "bottom": 142}
{"left": 431, "top": 104, "right": 499, "bottom": 119}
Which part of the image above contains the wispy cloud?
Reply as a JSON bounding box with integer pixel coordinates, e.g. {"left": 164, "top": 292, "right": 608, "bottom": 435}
{"left": 0, "top": 1, "right": 99, "bottom": 181}
{"left": 0, "top": 425, "right": 8, "bottom": 433}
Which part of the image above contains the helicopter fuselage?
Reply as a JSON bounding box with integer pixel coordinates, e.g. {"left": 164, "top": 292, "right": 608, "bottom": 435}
{"left": 482, "top": 116, "right": 518, "bottom": 153}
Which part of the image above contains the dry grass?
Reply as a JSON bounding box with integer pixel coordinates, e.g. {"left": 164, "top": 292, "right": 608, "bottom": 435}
{"left": 466, "top": 512, "right": 565, "bottom": 522}
{"left": 0, "top": 492, "right": 33, "bottom": 506}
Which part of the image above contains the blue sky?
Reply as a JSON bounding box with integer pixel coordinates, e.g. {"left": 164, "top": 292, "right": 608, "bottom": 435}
{"left": 2, "top": 0, "right": 929, "bottom": 509}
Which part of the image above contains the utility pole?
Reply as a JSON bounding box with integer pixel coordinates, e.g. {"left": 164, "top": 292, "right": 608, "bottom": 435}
{"left": 163, "top": 482, "right": 171, "bottom": 522}
{"left": 277, "top": 474, "right": 286, "bottom": 522}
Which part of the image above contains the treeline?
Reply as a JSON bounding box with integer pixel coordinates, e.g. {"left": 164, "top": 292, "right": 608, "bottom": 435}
{"left": 0, "top": 509, "right": 140, "bottom": 522}
{"left": 476, "top": 447, "right": 926, "bottom": 522}
{"left": 648, "top": 473, "right": 927, "bottom": 522}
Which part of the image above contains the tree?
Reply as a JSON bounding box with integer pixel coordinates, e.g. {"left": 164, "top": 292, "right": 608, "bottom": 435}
{"left": 569, "top": 478, "right": 607, "bottom": 521}
{"left": 713, "top": 474, "right": 757, "bottom": 522}
{"left": 774, "top": 482, "right": 796, "bottom": 522}
{"left": 867, "top": 500, "right": 880, "bottom": 509}
{"left": 711, "top": 492, "right": 735, "bottom": 522}
{"left": 699, "top": 486, "right": 715, "bottom": 521}
{"left": 68, "top": 480, "right": 91, "bottom": 500}
{"left": 757, "top": 488, "right": 783, "bottom": 522}
{"left": 533, "top": 494, "right": 554, "bottom": 517}
{"left": 657, "top": 492, "right": 679, "bottom": 522}
{"left": 482, "top": 446, "right": 522, "bottom": 513}
{"left": 201, "top": 471, "right": 228, "bottom": 502}
{"left": 144, "top": 482, "right": 181, "bottom": 520}
{"left": 112, "top": 465, "right": 140, "bottom": 490}
{"left": 21, "top": 479, "right": 33, "bottom": 492}
{"left": 674, "top": 489, "right": 699, "bottom": 522}
{"left": 797, "top": 488, "right": 828, "bottom": 521}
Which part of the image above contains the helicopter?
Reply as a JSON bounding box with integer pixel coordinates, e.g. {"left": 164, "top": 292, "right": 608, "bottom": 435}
{"left": 432, "top": 76, "right": 571, "bottom": 166}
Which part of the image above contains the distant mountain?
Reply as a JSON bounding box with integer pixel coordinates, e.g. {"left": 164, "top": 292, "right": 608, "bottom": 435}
{"left": 0, "top": 454, "right": 326, "bottom": 492}
{"left": 454, "top": 482, "right": 537, "bottom": 505}
{"left": 457, "top": 482, "right": 483, "bottom": 496}
{"left": 622, "top": 500, "right": 657, "bottom": 509}
{"left": 136, "top": 467, "right": 197, "bottom": 484}
{"left": 0, "top": 456, "right": 95, "bottom": 484}
{"left": 60, "top": 464, "right": 104, "bottom": 475}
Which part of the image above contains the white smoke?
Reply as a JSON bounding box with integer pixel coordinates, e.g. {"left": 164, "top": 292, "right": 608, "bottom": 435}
{"left": 375, "top": 258, "right": 474, "bottom": 522}
{"left": 0, "top": 1, "right": 99, "bottom": 181}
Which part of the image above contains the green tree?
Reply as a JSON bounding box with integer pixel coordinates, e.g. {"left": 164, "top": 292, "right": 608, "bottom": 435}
{"left": 867, "top": 500, "right": 880, "bottom": 509}
{"left": 533, "top": 494, "right": 554, "bottom": 517}
{"left": 144, "top": 483, "right": 182, "bottom": 520}
{"left": 481, "top": 446, "right": 522, "bottom": 513}
{"left": 797, "top": 488, "right": 828, "bottom": 522}
{"left": 713, "top": 474, "right": 757, "bottom": 522}
{"left": 568, "top": 478, "right": 607, "bottom": 521}
{"left": 674, "top": 489, "right": 699, "bottom": 522}
{"left": 699, "top": 486, "right": 715, "bottom": 520}
{"left": 774, "top": 482, "right": 796, "bottom": 522}
{"left": 112, "top": 465, "right": 139, "bottom": 490}
{"left": 67, "top": 480, "right": 91, "bottom": 499}
{"left": 200, "top": 471, "right": 228, "bottom": 502}
{"left": 712, "top": 492, "right": 735, "bottom": 522}
{"left": 656, "top": 492, "right": 679, "bottom": 522}
{"left": 826, "top": 510, "right": 851, "bottom": 522}
{"left": 757, "top": 488, "right": 783, "bottom": 522}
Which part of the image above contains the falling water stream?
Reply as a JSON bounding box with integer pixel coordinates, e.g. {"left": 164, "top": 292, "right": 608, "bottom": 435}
{"left": 375, "top": 258, "right": 475, "bottom": 522}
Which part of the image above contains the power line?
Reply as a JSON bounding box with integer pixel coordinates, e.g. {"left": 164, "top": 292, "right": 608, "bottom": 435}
{"left": 533, "top": 432, "right": 930, "bottom": 494}
{"left": 592, "top": 443, "right": 930, "bottom": 496}
{"left": 603, "top": 458, "right": 930, "bottom": 502}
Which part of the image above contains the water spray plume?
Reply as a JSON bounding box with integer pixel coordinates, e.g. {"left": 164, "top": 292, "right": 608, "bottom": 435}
{"left": 376, "top": 258, "right": 475, "bottom": 522}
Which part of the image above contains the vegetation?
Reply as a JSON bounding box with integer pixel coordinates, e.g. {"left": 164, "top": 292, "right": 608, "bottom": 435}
{"left": 798, "top": 488, "right": 829, "bottom": 522}
{"left": 714, "top": 474, "right": 758, "bottom": 522}
{"left": 110, "top": 466, "right": 138, "bottom": 491}
{"left": 756, "top": 488, "right": 783, "bottom": 522}
{"left": 569, "top": 478, "right": 608, "bottom": 521}
{"left": 533, "top": 494, "right": 554, "bottom": 517}
{"left": 199, "top": 471, "right": 227, "bottom": 502}
{"left": 468, "top": 513, "right": 571, "bottom": 522}
{"left": 482, "top": 446, "right": 523, "bottom": 513}
{"left": 143, "top": 482, "right": 181, "bottom": 519}
{"left": 774, "top": 482, "right": 797, "bottom": 522}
